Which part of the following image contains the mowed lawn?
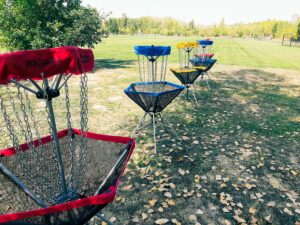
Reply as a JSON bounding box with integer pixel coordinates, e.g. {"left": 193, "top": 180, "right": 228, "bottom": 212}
{"left": 87, "top": 36, "right": 300, "bottom": 225}
{"left": 0, "top": 36, "right": 299, "bottom": 224}
{"left": 94, "top": 35, "right": 300, "bottom": 71}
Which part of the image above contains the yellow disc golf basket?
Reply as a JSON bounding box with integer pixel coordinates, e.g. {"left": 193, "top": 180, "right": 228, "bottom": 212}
{"left": 170, "top": 42, "right": 204, "bottom": 107}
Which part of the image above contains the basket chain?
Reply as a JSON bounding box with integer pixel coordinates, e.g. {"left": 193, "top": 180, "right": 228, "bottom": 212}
{"left": 77, "top": 73, "right": 88, "bottom": 189}
{"left": 23, "top": 86, "right": 54, "bottom": 201}
{"left": 64, "top": 75, "right": 76, "bottom": 190}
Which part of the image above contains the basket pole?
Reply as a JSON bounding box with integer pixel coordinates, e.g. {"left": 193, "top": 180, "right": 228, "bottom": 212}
{"left": 43, "top": 78, "right": 68, "bottom": 194}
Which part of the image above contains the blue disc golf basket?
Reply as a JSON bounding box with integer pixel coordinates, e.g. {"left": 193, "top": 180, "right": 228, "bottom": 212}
{"left": 191, "top": 40, "right": 217, "bottom": 90}
{"left": 170, "top": 42, "right": 204, "bottom": 107}
{"left": 125, "top": 46, "right": 184, "bottom": 154}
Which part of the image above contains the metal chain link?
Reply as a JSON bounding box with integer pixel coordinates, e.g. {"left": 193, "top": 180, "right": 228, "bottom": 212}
{"left": 64, "top": 75, "right": 76, "bottom": 190}
{"left": 0, "top": 91, "right": 42, "bottom": 199}
{"left": 23, "top": 86, "right": 54, "bottom": 199}
{"left": 77, "top": 73, "right": 89, "bottom": 189}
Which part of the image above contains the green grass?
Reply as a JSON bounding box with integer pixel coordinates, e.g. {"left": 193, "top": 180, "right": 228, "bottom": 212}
{"left": 0, "top": 35, "right": 300, "bottom": 224}
{"left": 94, "top": 35, "right": 300, "bottom": 70}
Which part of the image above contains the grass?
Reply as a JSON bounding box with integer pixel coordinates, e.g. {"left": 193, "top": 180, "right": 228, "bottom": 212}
{"left": 0, "top": 36, "right": 300, "bottom": 224}
{"left": 87, "top": 35, "right": 300, "bottom": 224}
{"left": 94, "top": 35, "right": 300, "bottom": 71}
{"left": 94, "top": 63, "right": 300, "bottom": 225}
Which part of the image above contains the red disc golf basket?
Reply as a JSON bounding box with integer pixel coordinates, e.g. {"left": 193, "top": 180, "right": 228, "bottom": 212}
{"left": 170, "top": 42, "right": 203, "bottom": 107}
{"left": 194, "top": 39, "right": 215, "bottom": 59}
{"left": 0, "top": 46, "right": 135, "bottom": 225}
{"left": 124, "top": 46, "right": 184, "bottom": 154}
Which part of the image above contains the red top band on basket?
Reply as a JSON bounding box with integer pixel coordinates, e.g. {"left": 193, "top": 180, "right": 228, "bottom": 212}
{"left": 0, "top": 46, "right": 94, "bottom": 84}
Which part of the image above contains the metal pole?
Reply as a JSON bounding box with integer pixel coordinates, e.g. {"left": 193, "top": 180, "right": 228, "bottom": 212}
{"left": 10, "top": 80, "right": 38, "bottom": 95}
{"left": 0, "top": 163, "right": 47, "bottom": 208}
{"left": 96, "top": 214, "right": 114, "bottom": 225}
{"left": 131, "top": 112, "right": 147, "bottom": 137}
{"left": 43, "top": 79, "right": 68, "bottom": 194}
{"left": 152, "top": 113, "right": 157, "bottom": 154}
{"left": 95, "top": 143, "right": 132, "bottom": 195}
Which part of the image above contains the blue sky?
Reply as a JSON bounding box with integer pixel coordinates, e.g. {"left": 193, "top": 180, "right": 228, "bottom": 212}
{"left": 82, "top": 0, "right": 300, "bottom": 25}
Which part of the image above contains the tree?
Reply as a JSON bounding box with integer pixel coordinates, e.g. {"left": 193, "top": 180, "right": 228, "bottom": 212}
{"left": 298, "top": 20, "right": 300, "bottom": 39}
{"left": 0, "top": 0, "right": 108, "bottom": 50}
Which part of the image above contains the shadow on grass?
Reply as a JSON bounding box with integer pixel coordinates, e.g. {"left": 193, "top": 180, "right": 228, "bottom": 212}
{"left": 94, "top": 59, "right": 134, "bottom": 71}
{"left": 103, "top": 67, "right": 300, "bottom": 225}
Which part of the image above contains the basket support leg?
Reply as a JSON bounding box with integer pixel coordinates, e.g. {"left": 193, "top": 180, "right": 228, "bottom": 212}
{"left": 203, "top": 73, "right": 211, "bottom": 91}
{"left": 158, "top": 112, "right": 181, "bottom": 142}
{"left": 190, "top": 88, "right": 199, "bottom": 108}
{"left": 95, "top": 214, "right": 114, "bottom": 225}
{"left": 152, "top": 113, "right": 157, "bottom": 154}
{"left": 131, "top": 112, "right": 147, "bottom": 137}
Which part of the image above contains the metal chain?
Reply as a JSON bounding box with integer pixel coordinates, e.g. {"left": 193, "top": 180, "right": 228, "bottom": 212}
{"left": 77, "top": 73, "right": 88, "bottom": 189}
{"left": 23, "top": 86, "right": 53, "bottom": 199}
{"left": 0, "top": 91, "right": 42, "bottom": 199}
{"left": 64, "top": 75, "right": 76, "bottom": 190}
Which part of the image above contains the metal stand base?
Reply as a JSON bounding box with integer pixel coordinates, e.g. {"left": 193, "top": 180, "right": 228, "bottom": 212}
{"left": 177, "top": 85, "right": 199, "bottom": 108}
{"left": 93, "top": 213, "right": 114, "bottom": 225}
{"left": 132, "top": 112, "right": 181, "bottom": 154}
{"left": 199, "top": 72, "right": 212, "bottom": 91}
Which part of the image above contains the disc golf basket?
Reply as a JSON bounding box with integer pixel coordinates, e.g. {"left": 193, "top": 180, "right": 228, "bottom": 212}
{"left": 190, "top": 57, "right": 217, "bottom": 91}
{"left": 170, "top": 42, "right": 203, "bottom": 107}
{"left": 0, "top": 46, "right": 135, "bottom": 225}
{"left": 124, "top": 46, "right": 184, "bottom": 154}
{"left": 194, "top": 39, "right": 215, "bottom": 59}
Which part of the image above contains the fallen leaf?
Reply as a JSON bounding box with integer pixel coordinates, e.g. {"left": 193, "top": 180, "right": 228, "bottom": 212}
{"left": 149, "top": 199, "right": 158, "bottom": 206}
{"left": 216, "top": 175, "right": 222, "bottom": 181}
{"left": 291, "top": 170, "right": 298, "bottom": 176}
{"left": 284, "top": 208, "right": 293, "bottom": 215}
{"left": 169, "top": 183, "right": 176, "bottom": 189}
{"left": 295, "top": 209, "right": 300, "bottom": 215}
{"left": 142, "top": 213, "right": 148, "bottom": 220}
{"left": 164, "top": 192, "right": 172, "bottom": 198}
{"left": 123, "top": 184, "right": 132, "bottom": 190}
{"left": 132, "top": 216, "right": 140, "bottom": 223}
{"left": 233, "top": 215, "right": 246, "bottom": 223}
{"left": 222, "top": 207, "right": 230, "bottom": 213}
{"left": 178, "top": 168, "right": 185, "bottom": 175}
{"left": 155, "top": 218, "right": 169, "bottom": 224}
{"left": 224, "top": 219, "right": 231, "bottom": 225}
{"left": 189, "top": 215, "right": 197, "bottom": 222}
{"left": 268, "top": 175, "right": 288, "bottom": 192}
{"left": 237, "top": 203, "right": 243, "bottom": 208}
{"left": 196, "top": 209, "right": 204, "bottom": 215}
{"left": 267, "top": 201, "right": 276, "bottom": 207}
{"left": 171, "top": 218, "right": 182, "bottom": 225}
{"left": 166, "top": 199, "right": 175, "bottom": 206}
{"left": 158, "top": 207, "right": 164, "bottom": 212}
{"left": 245, "top": 183, "right": 256, "bottom": 190}
{"left": 109, "top": 217, "right": 116, "bottom": 222}
{"left": 249, "top": 207, "right": 256, "bottom": 214}
{"left": 264, "top": 215, "right": 271, "bottom": 222}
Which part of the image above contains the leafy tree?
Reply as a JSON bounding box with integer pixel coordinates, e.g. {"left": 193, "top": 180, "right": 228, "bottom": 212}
{"left": 298, "top": 21, "right": 300, "bottom": 39}
{"left": 0, "top": 0, "right": 108, "bottom": 50}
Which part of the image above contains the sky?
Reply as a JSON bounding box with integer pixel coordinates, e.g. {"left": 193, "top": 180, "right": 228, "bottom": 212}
{"left": 82, "top": 0, "right": 300, "bottom": 25}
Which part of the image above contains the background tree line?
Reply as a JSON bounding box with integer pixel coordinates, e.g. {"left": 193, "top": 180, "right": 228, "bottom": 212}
{"left": 107, "top": 14, "right": 300, "bottom": 39}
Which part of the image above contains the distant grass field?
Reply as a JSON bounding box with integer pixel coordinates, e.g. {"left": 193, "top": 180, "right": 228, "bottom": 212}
{"left": 94, "top": 35, "right": 300, "bottom": 71}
